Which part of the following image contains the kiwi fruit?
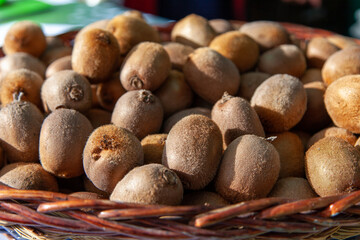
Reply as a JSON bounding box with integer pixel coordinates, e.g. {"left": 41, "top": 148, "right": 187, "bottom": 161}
{"left": 110, "top": 163, "right": 183, "bottom": 205}
{"left": 171, "top": 14, "right": 216, "bottom": 48}
{"left": 41, "top": 70, "right": 92, "bottom": 113}
{"left": 141, "top": 134, "right": 167, "bottom": 165}
{"left": 85, "top": 108, "right": 111, "bottom": 129}
{"left": 162, "top": 42, "right": 194, "bottom": 70}
{"left": 0, "top": 68, "right": 43, "bottom": 108}
{"left": 83, "top": 175, "right": 109, "bottom": 198}
{"left": 69, "top": 191, "right": 105, "bottom": 200}
{"left": 182, "top": 191, "right": 229, "bottom": 206}
{"left": 183, "top": 47, "right": 240, "bottom": 104}
{"left": 106, "top": 14, "right": 160, "bottom": 56}
{"left": 39, "top": 108, "right": 93, "bottom": 178}
{"left": 258, "top": 44, "right": 307, "bottom": 78}
{"left": 3, "top": 21, "right": 47, "bottom": 57}
{"left": 120, "top": 42, "right": 171, "bottom": 91}
{"left": 324, "top": 74, "right": 360, "bottom": 133}
{"left": 96, "top": 72, "right": 126, "bottom": 111}
{"left": 162, "top": 107, "right": 211, "bottom": 133}
{"left": 269, "top": 131, "right": 304, "bottom": 178}
{"left": 72, "top": 28, "right": 120, "bottom": 84}
{"left": 209, "top": 31, "right": 259, "bottom": 72}
{"left": 45, "top": 55, "right": 72, "bottom": 78}
{"left": 209, "top": 19, "right": 234, "bottom": 34}
{"left": 40, "top": 46, "right": 72, "bottom": 67}
{"left": 45, "top": 36, "right": 65, "bottom": 50}
{"left": 215, "top": 134, "right": 280, "bottom": 203}
{"left": 250, "top": 74, "right": 307, "bottom": 133}
{"left": 83, "top": 124, "right": 143, "bottom": 193}
{"left": 212, "top": 93, "right": 265, "bottom": 148}
{"left": 300, "top": 68, "right": 323, "bottom": 84}
{"left": 237, "top": 72, "right": 271, "bottom": 101}
{"left": 0, "top": 162, "right": 58, "bottom": 192}
{"left": 162, "top": 114, "right": 223, "bottom": 190}
{"left": 293, "top": 130, "right": 312, "bottom": 151}
{"left": 307, "top": 126, "right": 357, "bottom": 149}
{"left": 327, "top": 34, "right": 358, "bottom": 49}
{"left": 0, "top": 52, "right": 46, "bottom": 79}
{"left": 305, "top": 137, "right": 360, "bottom": 197}
{"left": 155, "top": 70, "right": 193, "bottom": 117}
{"left": 111, "top": 90, "right": 163, "bottom": 140}
{"left": 305, "top": 37, "right": 339, "bottom": 69}
{"left": 239, "top": 21, "right": 290, "bottom": 51}
{"left": 0, "top": 101, "right": 43, "bottom": 163}
{"left": 322, "top": 46, "right": 360, "bottom": 86}
{"left": 268, "top": 177, "right": 318, "bottom": 200}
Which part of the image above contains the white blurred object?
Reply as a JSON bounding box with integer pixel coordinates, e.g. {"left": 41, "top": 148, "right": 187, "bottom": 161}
{"left": 349, "top": 9, "right": 360, "bottom": 38}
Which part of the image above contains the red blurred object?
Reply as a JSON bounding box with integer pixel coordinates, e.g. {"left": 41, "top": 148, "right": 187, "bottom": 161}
{"left": 123, "top": 0, "right": 158, "bottom": 14}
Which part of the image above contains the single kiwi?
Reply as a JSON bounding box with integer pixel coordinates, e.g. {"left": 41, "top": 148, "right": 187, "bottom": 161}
{"left": 268, "top": 177, "right": 318, "bottom": 200}
{"left": 106, "top": 14, "right": 160, "bottom": 56}
{"left": 0, "top": 52, "right": 46, "bottom": 79}
{"left": 96, "top": 71, "right": 126, "bottom": 111}
{"left": 39, "top": 108, "right": 93, "bottom": 178}
{"left": 162, "top": 107, "right": 211, "bottom": 133}
{"left": 40, "top": 46, "right": 72, "bottom": 67}
{"left": 239, "top": 21, "right": 290, "bottom": 51}
{"left": 322, "top": 46, "right": 360, "bottom": 86}
{"left": 83, "top": 124, "right": 144, "bottom": 193}
{"left": 258, "top": 44, "right": 307, "bottom": 78}
{"left": 110, "top": 163, "right": 183, "bottom": 205}
{"left": 154, "top": 70, "right": 193, "bottom": 117}
{"left": 209, "top": 31, "right": 259, "bottom": 72}
{"left": 0, "top": 162, "right": 58, "bottom": 192}
{"left": 212, "top": 93, "right": 265, "bottom": 148}
{"left": 85, "top": 108, "right": 111, "bottom": 129}
{"left": 250, "top": 74, "right": 307, "bottom": 133}
{"left": 141, "top": 134, "right": 167, "bottom": 164}
{"left": 305, "top": 37, "right": 339, "bottom": 69}
{"left": 208, "top": 19, "right": 234, "bottom": 34}
{"left": 41, "top": 70, "right": 92, "bottom": 113}
{"left": 295, "top": 81, "right": 332, "bottom": 133}
{"left": 162, "top": 114, "right": 223, "bottom": 190}
{"left": 324, "top": 74, "right": 360, "bottom": 133}
{"left": 3, "top": 21, "right": 46, "bottom": 57}
{"left": 45, "top": 55, "right": 72, "bottom": 78}
{"left": 171, "top": 14, "right": 216, "bottom": 49}
{"left": 183, "top": 47, "right": 240, "bottom": 104}
{"left": 0, "top": 101, "right": 43, "bottom": 163}
{"left": 0, "top": 68, "right": 43, "bottom": 108}
{"left": 305, "top": 137, "right": 360, "bottom": 197}
{"left": 120, "top": 42, "right": 171, "bottom": 91}
{"left": 307, "top": 126, "right": 357, "bottom": 149}
{"left": 300, "top": 68, "right": 323, "bottom": 84}
{"left": 237, "top": 72, "right": 270, "bottom": 101}
{"left": 69, "top": 191, "right": 105, "bottom": 199}
{"left": 72, "top": 28, "right": 120, "bottom": 84}
{"left": 111, "top": 90, "right": 163, "bottom": 140}
{"left": 327, "top": 34, "right": 358, "bottom": 49}
{"left": 215, "top": 134, "right": 280, "bottom": 203}
{"left": 182, "top": 191, "right": 229, "bottom": 207}
{"left": 268, "top": 131, "right": 304, "bottom": 178}
{"left": 162, "top": 42, "right": 194, "bottom": 70}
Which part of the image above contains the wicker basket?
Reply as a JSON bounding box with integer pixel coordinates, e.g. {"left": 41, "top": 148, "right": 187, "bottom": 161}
{"left": 0, "top": 22, "right": 360, "bottom": 240}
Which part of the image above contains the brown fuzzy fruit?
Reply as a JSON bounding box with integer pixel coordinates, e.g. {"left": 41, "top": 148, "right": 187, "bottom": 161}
{"left": 41, "top": 70, "right": 92, "bottom": 113}
{"left": 120, "top": 42, "right": 171, "bottom": 91}
{"left": 111, "top": 90, "right": 163, "bottom": 140}
{"left": 237, "top": 72, "right": 270, "bottom": 101}
{"left": 3, "top": 21, "right": 46, "bottom": 57}
{"left": 307, "top": 126, "right": 357, "bottom": 149}
{"left": 141, "top": 134, "right": 167, "bottom": 164}
{"left": 300, "top": 68, "right": 323, "bottom": 84}
{"left": 162, "top": 114, "right": 223, "bottom": 190}
{"left": 183, "top": 47, "right": 240, "bottom": 104}
{"left": 96, "top": 72, "right": 126, "bottom": 111}
{"left": 215, "top": 134, "right": 280, "bottom": 203}
{"left": 83, "top": 124, "right": 144, "bottom": 193}
{"left": 268, "top": 177, "right": 318, "bottom": 200}
{"left": 209, "top": 19, "right": 234, "bottom": 34}
{"left": 162, "top": 42, "right": 194, "bottom": 70}
{"left": 40, "top": 109, "right": 93, "bottom": 178}
{"left": 306, "top": 37, "right": 339, "bottom": 69}
{"left": 45, "top": 55, "right": 72, "bottom": 78}
{"left": 85, "top": 108, "right": 111, "bottom": 129}
{"left": 40, "top": 46, "right": 72, "bottom": 67}
{"left": 0, "top": 162, "right": 58, "bottom": 192}
{"left": 305, "top": 137, "right": 360, "bottom": 197}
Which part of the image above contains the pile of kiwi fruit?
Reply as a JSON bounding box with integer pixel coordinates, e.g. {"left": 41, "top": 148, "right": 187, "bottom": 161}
{"left": 1, "top": 12, "right": 360, "bottom": 207}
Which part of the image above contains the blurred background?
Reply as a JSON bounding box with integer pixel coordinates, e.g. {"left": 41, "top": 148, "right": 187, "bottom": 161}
{"left": 0, "top": 0, "right": 359, "bottom": 39}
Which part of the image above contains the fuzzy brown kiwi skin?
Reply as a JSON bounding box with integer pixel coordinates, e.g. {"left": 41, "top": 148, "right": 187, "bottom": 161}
{"left": 162, "top": 42, "right": 194, "bottom": 71}
{"left": 0, "top": 101, "right": 44, "bottom": 163}
{"left": 237, "top": 72, "right": 271, "bottom": 101}
{"left": 268, "top": 177, "right": 318, "bottom": 200}
{"left": 39, "top": 108, "right": 93, "bottom": 178}
{"left": 83, "top": 124, "right": 144, "bottom": 194}
{"left": 45, "top": 55, "right": 72, "bottom": 78}
{"left": 0, "top": 162, "right": 58, "bottom": 192}
{"left": 306, "top": 127, "right": 357, "bottom": 150}
{"left": 162, "top": 114, "right": 223, "bottom": 190}
{"left": 141, "top": 134, "right": 167, "bottom": 165}
{"left": 110, "top": 163, "right": 183, "bottom": 205}
{"left": 111, "top": 90, "right": 164, "bottom": 140}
